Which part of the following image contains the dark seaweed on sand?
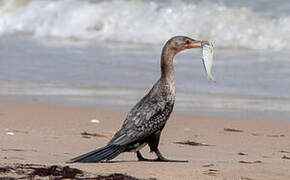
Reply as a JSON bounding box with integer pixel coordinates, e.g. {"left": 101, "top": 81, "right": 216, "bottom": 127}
{"left": 29, "top": 165, "right": 82, "bottom": 178}
{"left": 0, "top": 164, "right": 153, "bottom": 180}
{"left": 0, "top": 166, "right": 12, "bottom": 173}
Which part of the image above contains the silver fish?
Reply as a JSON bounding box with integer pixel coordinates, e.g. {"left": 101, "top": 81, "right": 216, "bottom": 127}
{"left": 201, "top": 41, "right": 215, "bottom": 82}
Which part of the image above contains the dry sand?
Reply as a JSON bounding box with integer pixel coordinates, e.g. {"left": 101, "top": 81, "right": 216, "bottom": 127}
{"left": 0, "top": 101, "right": 290, "bottom": 180}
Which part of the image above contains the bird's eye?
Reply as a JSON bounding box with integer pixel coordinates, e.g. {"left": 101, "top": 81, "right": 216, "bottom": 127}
{"left": 185, "top": 40, "right": 190, "bottom": 44}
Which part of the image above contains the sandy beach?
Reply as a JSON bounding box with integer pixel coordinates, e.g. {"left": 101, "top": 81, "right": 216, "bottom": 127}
{"left": 0, "top": 101, "right": 289, "bottom": 179}
{"left": 2, "top": 0, "right": 290, "bottom": 179}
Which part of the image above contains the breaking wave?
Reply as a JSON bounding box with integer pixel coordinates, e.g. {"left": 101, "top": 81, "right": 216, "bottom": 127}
{"left": 1, "top": 0, "right": 290, "bottom": 50}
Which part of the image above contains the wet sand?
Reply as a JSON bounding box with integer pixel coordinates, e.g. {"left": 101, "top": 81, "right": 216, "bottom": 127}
{"left": 0, "top": 101, "right": 290, "bottom": 179}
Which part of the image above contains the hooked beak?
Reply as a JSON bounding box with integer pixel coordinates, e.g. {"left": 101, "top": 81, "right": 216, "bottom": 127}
{"left": 186, "top": 40, "right": 202, "bottom": 49}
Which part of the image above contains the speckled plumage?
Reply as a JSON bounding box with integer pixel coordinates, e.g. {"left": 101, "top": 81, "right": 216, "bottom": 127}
{"left": 108, "top": 78, "right": 175, "bottom": 151}
{"left": 69, "top": 36, "right": 201, "bottom": 163}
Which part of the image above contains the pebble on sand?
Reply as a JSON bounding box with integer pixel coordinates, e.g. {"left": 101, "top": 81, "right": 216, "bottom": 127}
{"left": 6, "top": 132, "right": 15, "bottom": 136}
{"left": 90, "top": 119, "right": 100, "bottom": 124}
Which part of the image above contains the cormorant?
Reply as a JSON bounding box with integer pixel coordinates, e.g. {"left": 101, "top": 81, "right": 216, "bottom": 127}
{"left": 68, "top": 36, "right": 204, "bottom": 163}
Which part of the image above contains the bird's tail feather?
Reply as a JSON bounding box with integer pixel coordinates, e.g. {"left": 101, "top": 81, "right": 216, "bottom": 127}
{"left": 67, "top": 144, "right": 125, "bottom": 163}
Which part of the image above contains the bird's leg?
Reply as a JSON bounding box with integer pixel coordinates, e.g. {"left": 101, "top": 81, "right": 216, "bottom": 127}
{"left": 137, "top": 151, "right": 161, "bottom": 161}
{"left": 154, "top": 149, "right": 188, "bottom": 162}
{"left": 136, "top": 150, "right": 188, "bottom": 162}
{"left": 136, "top": 151, "right": 152, "bottom": 161}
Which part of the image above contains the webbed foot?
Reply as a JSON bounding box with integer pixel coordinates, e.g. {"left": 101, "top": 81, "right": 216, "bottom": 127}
{"left": 136, "top": 150, "right": 188, "bottom": 162}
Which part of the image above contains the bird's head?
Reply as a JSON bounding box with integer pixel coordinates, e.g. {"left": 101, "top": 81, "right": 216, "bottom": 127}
{"left": 165, "top": 36, "right": 202, "bottom": 54}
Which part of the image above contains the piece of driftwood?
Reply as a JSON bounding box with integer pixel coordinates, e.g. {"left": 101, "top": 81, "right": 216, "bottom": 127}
{"left": 267, "top": 134, "right": 285, "bottom": 137}
{"left": 224, "top": 128, "right": 244, "bottom": 133}
{"left": 280, "top": 150, "right": 290, "bottom": 154}
{"left": 203, "top": 169, "right": 218, "bottom": 176}
{"left": 240, "top": 177, "right": 254, "bottom": 180}
{"left": 81, "top": 131, "right": 108, "bottom": 139}
{"left": 282, "top": 155, "right": 290, "bottom": 160}
{"left": 239, "top": 160, "right": 262, "bottom": 164}
{"left": 175, "top": 140, "right": 212, "bottom": 146}
{"left": 202, "top": 163, "right": 215, "bottom": 167}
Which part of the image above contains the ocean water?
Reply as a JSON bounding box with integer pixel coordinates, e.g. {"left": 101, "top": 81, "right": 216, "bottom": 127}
{"left": 0, "top": 0, "right": 290, "bottom": 121}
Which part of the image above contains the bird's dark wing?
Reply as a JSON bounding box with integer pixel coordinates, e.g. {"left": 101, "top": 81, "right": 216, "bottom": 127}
{"left": 108, "top": 96, "right": 174, "bottom": 146}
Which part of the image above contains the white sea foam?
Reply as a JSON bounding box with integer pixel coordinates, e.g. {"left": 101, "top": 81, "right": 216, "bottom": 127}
{"left": 0, "top": 0, "right": 290, "bottom": 50}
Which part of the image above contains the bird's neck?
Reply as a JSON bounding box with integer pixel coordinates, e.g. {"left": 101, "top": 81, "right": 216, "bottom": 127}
{"left": 160, "top": 47, "right": 176, "bottom": 94}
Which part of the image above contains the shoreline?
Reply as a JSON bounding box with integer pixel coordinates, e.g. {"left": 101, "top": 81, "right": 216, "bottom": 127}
{"left": 1, "top": 90, "right": 290, "bottom": 123}
{"left": 1, "top": 36, "right": 290, "bottom": 123}
{"left": 1, "top": 101, "right": 290, "bottom": 179}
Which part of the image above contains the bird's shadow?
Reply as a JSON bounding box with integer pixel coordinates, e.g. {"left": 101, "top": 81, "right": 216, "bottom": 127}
{"left": 66, "top": 160, "right": 138, "bottom": 164}
{"left": 101, "top": 160, "right": 139, "bottom": 163}
{"left": 67, "top": 160, "right": 188, "bottom": 164}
